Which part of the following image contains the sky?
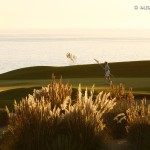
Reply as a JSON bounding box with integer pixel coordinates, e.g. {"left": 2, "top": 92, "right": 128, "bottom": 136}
{"left": 0, "top": 0, "right": 150, "bottom": 29}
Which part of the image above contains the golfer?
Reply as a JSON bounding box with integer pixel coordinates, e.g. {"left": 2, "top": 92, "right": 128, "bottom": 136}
{"left": 104, "top": 62, "right": 111, "bottom": 84}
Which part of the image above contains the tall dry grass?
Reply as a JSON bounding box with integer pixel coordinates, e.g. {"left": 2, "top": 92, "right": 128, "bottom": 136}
{"left": 4, "top": 76, "right": 116, "bottom": 150}
{"left": 115, "top": 98, "right": 150, "bottom": 150}
{"left": 109, "top": 83, "right": 134, "bottom": 103}
{"left": 104, "top": 83, "right": 135, "bottom": 139}
{"left": 126, "top": 99, "right": 150, "bottom": 150}
{"left": 2, "top": 76, "right": 147, "bottom": 150}
{"left": 33, "top": 74, "right": 72, "bottom": 109}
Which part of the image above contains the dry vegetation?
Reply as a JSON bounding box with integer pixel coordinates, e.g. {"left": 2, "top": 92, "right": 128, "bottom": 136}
{"left": 1, "top": 75, "right": 116, "bottom": 150}
{"left": 115, "top": 97, "right": 150, "bottom": 150}
{"left": 0, "top": 109, "right": 9, "bottom": 127}
{"left": 0, "top": 75, "right": 150, "bottom": 150}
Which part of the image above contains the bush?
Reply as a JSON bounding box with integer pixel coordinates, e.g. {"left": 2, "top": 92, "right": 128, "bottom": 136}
{"left": 115, "top": 98, "right": 150, "bottom": 149}
{"left": 0, "top": 108, "right": 9, "bottom": 127}
{"left": 0, "top": 129, "right": 14, "bottom": 150}
{"left": 127, "top": 121, "right": 150, "bottom": 150}
{"left": 5, "top": 77, "right": 116, "bottom": 150}
{"left": 104, "top": 113, "right": 127, "bottom": 139}
{"left": 126, "top": 99, "right": 150, "bottom": 150}
{"left": 104, "top": 83, "right": 134, "bottom": 139}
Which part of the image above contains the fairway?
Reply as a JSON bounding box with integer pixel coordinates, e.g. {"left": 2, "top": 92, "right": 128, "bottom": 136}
{"left": 1, "top": 78, "right": 150, "bottom": 91}
{"left": 0, "top": 78, "right": 150, "bottom": 106}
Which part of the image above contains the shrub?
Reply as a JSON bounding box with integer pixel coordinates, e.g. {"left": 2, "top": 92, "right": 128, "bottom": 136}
{"left": 0, "top": 129, "right": 14, "bottom": 150}
{"left": 6, "top": 77, "right": 116, "bottom": 150}
{"left": 127, "top": 121, "right": 150, "bottom": 150}
{"left": 104, "top": 101, "right": 128, "bottom": 139}
{"left": 115, "top": 99, "right": 150, "bottom": 150}
{"left": 62, "top": 85, "right": 116, "bottom": 150}
{"left": 109, "top": 83, "right": 134, "bottom": 103}
{"left": 104, "top": 83, "right": 134, "bottom": 139}
{"left": 126, "top": 99, "right": 150, "bottom": 150}
{"left": 33, "top": 74, "right": 72, "bottom": 109}
{"left": 0, "top": 108, "right": 9, "bottom": 127}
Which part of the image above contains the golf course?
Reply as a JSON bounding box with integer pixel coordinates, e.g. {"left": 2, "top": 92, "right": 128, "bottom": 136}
{"left": 0, "top": 60, "right": 150, "bottom": 110}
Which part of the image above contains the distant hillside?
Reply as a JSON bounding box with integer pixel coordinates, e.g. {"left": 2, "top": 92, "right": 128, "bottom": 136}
{"left": 0, "top": 61, "right": 150, "bottom": 80}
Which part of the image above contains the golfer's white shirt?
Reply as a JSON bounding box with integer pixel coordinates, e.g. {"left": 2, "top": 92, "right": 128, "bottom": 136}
{"left": 105, "top": 70, "right": 110, "bottom": 76}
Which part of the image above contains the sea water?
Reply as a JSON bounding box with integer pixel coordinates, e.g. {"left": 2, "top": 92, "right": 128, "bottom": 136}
{"left": 0, "top": 29, "right": 150, "bottom": 74}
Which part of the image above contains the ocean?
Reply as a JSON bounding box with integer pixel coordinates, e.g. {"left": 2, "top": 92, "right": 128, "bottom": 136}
{"left": 0, "top": 29, "right": 150, "bottom": 74}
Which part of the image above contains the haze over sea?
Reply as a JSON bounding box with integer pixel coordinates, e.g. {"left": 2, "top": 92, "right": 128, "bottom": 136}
{"left": 0, "top": 29, "right": 150, "bottom": 74}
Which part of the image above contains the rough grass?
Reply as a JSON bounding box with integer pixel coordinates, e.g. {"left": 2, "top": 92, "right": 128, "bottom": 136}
{"left": 4, "top": 78, "right": 116, "bottom": 150}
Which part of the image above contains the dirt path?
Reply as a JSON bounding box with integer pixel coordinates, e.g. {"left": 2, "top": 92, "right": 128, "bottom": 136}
{"left": 109, "top": 139, "right": 130, "bottom": 150}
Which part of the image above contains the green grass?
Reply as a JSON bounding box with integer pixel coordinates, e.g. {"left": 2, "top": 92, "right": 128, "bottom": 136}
{"left": 0, "top": 61, "right": 150, "bottom": 110}
{"left": 0, "top": 78, "right": 150, "bottom": 111}
{"left": 1, "top": 78, "right": 150, "bottom": 91}
{"left": 0, "top": 87, "right": 77, "bottom": 111}
{"left": 0, "top": 61, "right": 150, "bottom": 80}
{"left": 0, "top": 87, "right": 40, "bottom": 110}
